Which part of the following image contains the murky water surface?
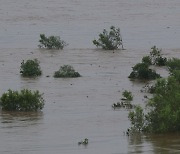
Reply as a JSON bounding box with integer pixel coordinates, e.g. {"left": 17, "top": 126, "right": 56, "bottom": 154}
{"left": 0, "top": 0, "right": 180, "bottom": 154}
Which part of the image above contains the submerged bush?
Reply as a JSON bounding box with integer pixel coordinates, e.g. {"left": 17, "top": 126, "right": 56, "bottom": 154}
{"left": 38, "top": 34, "right": 67, "bottom": 49}
{"left": 0, "top": 89, "right": 44, "bottom": 111}
{"left": 54, "top": 65, "right": 81, "bottom": 78}
{"left": 155, "top": 56, "right": 167, "bottom": 66}
{"left": 142, "top": 84, "right": 156, "bottom": 94}
{"left": 122, "top": 90, "right": 133, "bottom": 101}
{"left": 128, "top": 74, "right": 180, "bottom": 133}
{"left": 142, "top": 46, "right": 167, "bottom": 66}
{"left": 172, "top": 70, "right": 180, "bottom": 82}
{"left": 112, "top": 90, "right": 134, "bottom": 109}
{"left": 20, "top": 59, "right": 42, "bottom": 77}
{"left": 129, "top": 63, "right": 160, "bottom": 80}
{"left": 145, "top": 76, "right": 180, "bottom": 133}
{"left": 149, "top": 46, "right": 167, "bottom": 66}
{"left": 166, "top": 58, "right": 180, "bottom": 73}
{"left": 112, "top": 101, "right": 134, "bottom": 109}
{"left": 142, "top": 56, "right": 152, "bottom": 65}
{"left": 93, "top": 26, "right": 123, "bottom": 50}
{"left": 128, "top": 105, "right": 145, "bottom": 132}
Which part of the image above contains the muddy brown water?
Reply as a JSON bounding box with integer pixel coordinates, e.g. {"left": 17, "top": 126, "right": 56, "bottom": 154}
{"left": 0, "top": 0, "right": 180, "bottom": 154}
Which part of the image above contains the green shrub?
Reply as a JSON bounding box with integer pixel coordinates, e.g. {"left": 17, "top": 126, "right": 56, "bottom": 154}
{"left": 150, "top": 46, "right": 161, "bottom": 59}
{"left": 172, "top": 70, "right": 180, "bottom": 82}
{"left": 38, "top": 34, "right": 67, "bottom": 49}
{"left": 155, "top": 56, "right": 167, "bottom": 66}
{"left": 145, "top": 76, "right": 180, "bottom": 133}
{"left": 122, "top": 90, "right": 133, "bottom": 101}
{"left": 93, "top": 26, "right": 123, "bottom": 50}
{"left": 20, "top": 59, "right": 42, "bottom": 77}
{"left": 112, "top": 91, "right": 134, "bottom": 109}
{"left": 128, "top": 63, "right": 160, "bottom": 80}
{"left": 0, "top": 89, "right": 44, "bottom": 111}
{"left": 128, "top": 105, "right": 145, "bottom": 132}
{"left": 149, "top": 46, "right": 167, "bottom": 66}
{"left": 166, "top": 58, "right": 180, "bottom": 73}
{"left": 143, "top": 84, "right": 156, "bottom": 94}
{"left": 142, "top": 46, "right": 167, "bottom": 66}
{"left": 142, "top": 56, "right": 152, "bottom": 65}
{"left": 128, "top": 75, "right": 180, "bottom": 133}
{"left": 54, "top": 65, "right": 81, "bottom": 78}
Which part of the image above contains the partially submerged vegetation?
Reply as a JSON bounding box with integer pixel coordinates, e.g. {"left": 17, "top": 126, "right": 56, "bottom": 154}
{"left": 128, "top": 58, "right": 180, "bottom": 134}
{"left": 38, "top": 34, "right": 67, "bottom": 49}
{"left": 129, "top": 46, "right": 168, "bottom": 80}
{"left": 54, "top": 65, "right": 81, "bottom": 78}
{"left": 128, "top": 62, "right": 161, "bottom": 80}
{"left": 112, "top": 101, "right": 134, "bottom": 109}
{"left": 122, "top": 90, "right": 133, "bottom": 101}
{"left": 20, "top": 59, "right": 42, "bottom": 77}
{"left": 128, "top": 105, "right": 145, "bottom": 132}
{"left": 166, "top": 58, "right": 180, "bottom": 73}
{"left": 78, "top": 138, "right": 88, "bottom": 145}
{"left": 142, "top": 46, "right": 167, "bottom": 66}
{"left": 2, "top": 27, "right": 179, "bottom": 138}
{"left": 93, "top": 26, "right": 123, "bottom": 50}
{"left": 127, "top": 47, "right": 180, "bottom": 134}
{"left": 112, "top": 90, "right": 134, "bottom": 109}
{"left": 0, "top": 89, "right": 44, "bottom": 112}
{"left": 148, "top": 46, "right": 167, "bottom": 66}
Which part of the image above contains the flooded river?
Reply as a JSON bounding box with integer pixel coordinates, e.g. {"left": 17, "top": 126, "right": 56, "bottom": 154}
{"left": 0, "top": 0, "right": 180, "bottom": 153}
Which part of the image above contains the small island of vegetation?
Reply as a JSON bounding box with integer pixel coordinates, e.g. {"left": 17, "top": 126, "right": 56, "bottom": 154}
{"left": 0, "top": 89, "right": 44, "bottom": 112}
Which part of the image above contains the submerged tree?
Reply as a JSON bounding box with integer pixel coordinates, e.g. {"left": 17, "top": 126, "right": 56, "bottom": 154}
{"left": 54, "top": 65, "right": 81, "bottom": 78}
{"left": 128, "top": 105, "right": 145, "bottom": 132}
{"left": 128, "top": 63, "right": 161, "bottom": 80}
{"left": 20, "top": 59, "right": 42, "bottom": 77}
{"left": 93, "top": 26, "right": 123, "bottom": 50}
{"left": 149, "top": 46, "right": 167, "bottom": 66}
{"left": 122, "top": 90, "right": 133, "bottom": 101}
{"left": 128, "top": 72, "right": 180, "bottom": 133}
{"left": 38, "top": 34, "right": 67, "bottom": 49}
{"left": 166, "top": 58, "right": 180, "bottom": 73}
{"left": 0, "top": 89, "right": 45, "bottom": 111}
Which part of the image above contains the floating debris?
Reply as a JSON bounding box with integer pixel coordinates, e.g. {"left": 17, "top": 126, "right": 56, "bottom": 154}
{"left": 78, "top": 138, "right": 88, "bottom": 145}
{"left": 112, "top": 101, "right": 134, "bottom": 109}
